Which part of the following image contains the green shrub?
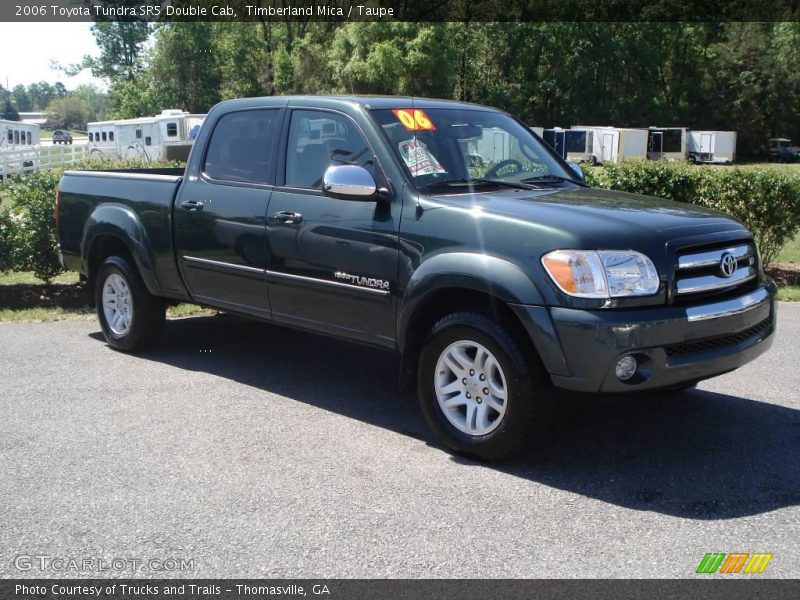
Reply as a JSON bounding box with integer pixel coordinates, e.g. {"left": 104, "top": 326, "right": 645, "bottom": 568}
{"left": 0, "top": 159, "right": 184, "bottom": 283}
{"left": 583, "top": 162, "right": 800, "bottom": 266}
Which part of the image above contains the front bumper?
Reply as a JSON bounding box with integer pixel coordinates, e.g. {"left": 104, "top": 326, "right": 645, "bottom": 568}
{"left": 512, "top": 283, "right": 776, "bottom": 393}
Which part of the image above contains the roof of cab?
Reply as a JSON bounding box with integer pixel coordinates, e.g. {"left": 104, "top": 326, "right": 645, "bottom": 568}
{"left": 212, "top": 95, "right": 498, "bottom": 113}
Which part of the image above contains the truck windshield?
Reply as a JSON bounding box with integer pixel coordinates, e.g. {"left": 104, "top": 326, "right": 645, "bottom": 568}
{"left": 370, "top": 108, "right": 575, "bottom": 193}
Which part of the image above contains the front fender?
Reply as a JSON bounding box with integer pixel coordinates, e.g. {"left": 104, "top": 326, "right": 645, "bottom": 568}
{"left": 398, "top": 252, "right": 544, "bottom": 348}
{"left": 81, "top": 204, "right": 162, "bottom": 296}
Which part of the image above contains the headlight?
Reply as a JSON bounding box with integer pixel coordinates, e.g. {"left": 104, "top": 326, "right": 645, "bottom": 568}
{"left": 541, "top": 250, "right": 660, "bottom": 298}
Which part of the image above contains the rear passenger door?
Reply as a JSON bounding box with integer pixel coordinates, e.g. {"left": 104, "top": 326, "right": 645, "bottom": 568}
{"left": 174, "top": 108, "right": 282, "bottom": 318}
{"left": 265, "top": 108, "right": 400, "bottom": 347}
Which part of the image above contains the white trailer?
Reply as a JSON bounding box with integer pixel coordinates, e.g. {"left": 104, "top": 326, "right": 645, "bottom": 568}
{"left": 687, "top": 130, "right": 736, "bottom": 164}
{"left": 86, "top": 119, "right": 118, "bottom": 160}
{"left": 87, "top": 109, "right": 206, "bottom": 163}
{"left": 0, "top": 120, "right": 40, "bottom": 179}
{"left": 571, "top": 126, "right": 648, "bottom": 164}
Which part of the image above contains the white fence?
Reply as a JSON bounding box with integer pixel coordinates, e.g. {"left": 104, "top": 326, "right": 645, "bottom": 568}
{"left": 0, "top": 144, "right": 89, "bottom": 179}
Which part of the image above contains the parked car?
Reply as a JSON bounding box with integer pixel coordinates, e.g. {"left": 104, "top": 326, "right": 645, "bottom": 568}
{"left": 56, "top": 96, "right": 777, "bottom": 460}
{"left": 768, "top": 138, "right": 800, "bottom": 162}
{"left": 52, "top": 130, "right": 73, "bottom": 145}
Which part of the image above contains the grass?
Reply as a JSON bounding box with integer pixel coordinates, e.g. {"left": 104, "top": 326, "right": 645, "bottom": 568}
{"left": 776, "top": 286, "right": 800, "bottom": 301}
{"left": 775, "top": 233, "right": 800, "bottom": 264}
{"left": 0, "top": 270, "right": 210, "bottom": 322}
{"left": 0, "top": 271, "right": 79, "bottom": 285}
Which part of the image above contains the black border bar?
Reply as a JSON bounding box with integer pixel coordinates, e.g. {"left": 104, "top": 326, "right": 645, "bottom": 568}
{"left": 3, "top": 0, "right": 800, "bottom": 22}
{"left": 3, "top": 579, "right": 800, "bottom": 600}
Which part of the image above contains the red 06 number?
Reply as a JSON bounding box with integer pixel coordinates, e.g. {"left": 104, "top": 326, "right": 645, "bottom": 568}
{"left": 392, "top": 109, "right": 436, "bottom": 131}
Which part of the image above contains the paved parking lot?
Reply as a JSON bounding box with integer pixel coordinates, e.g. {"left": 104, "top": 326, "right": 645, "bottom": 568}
{"left": 1, "top": 304, "right": 798, "bottom": 578}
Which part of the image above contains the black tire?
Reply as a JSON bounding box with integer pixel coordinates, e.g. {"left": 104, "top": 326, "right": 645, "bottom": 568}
{"left": 589, "top": 155, "right": 598, "bottom": 166}
{"left": 417, "top": 312, "right": 553, "bottom": 460}
{"left": 95, "top": 255, "right": 165, "bottom": 352}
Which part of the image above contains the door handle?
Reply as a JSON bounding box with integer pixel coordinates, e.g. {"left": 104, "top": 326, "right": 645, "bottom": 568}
{"left": 181, "top": 200, "right": 204, "bottom": 212}
{"left": 272, "top": 211, "right": 303, "bottom": 224}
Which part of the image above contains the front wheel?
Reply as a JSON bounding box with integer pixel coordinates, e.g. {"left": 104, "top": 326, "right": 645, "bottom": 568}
{"left": 417, "top": 312, "right": 553, "bottom": 460}
{"left": 95, "top": 255, "right": 165, "bottom": 352}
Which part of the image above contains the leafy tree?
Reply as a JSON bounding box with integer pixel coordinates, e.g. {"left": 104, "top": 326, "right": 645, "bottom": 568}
{"left": 46, "top": 97, "right": 90, "bottom": 129}
{"left": 11, "top": 85, "right": 33, "bottom": 112}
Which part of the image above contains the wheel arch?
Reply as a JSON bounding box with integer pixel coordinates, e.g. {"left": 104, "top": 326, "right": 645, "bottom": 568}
{"left": 82, "top": 205, "right": 162, "bottom": 299}
{"left": 398, "top": 254, "right": 548, "bottom": 389}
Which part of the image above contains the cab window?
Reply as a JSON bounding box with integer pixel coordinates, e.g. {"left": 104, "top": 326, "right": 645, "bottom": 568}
{"left": 284, "top": 110, "right": 372, "bottom": 189}
{"left": 203, "top": 109, "right": 281, "bottom": 184}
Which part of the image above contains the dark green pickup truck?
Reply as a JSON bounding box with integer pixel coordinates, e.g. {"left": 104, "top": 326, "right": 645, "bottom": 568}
{"left": 57, "top": 96, "right": 776, "bottom": 459}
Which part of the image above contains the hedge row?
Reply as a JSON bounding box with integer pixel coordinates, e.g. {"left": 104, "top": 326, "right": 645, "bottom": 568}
{"left": 582, "top": 161, "right": 800, "bottom": 267}
{"left": 0, "top": 160, "right": 183, "bottom": 282}
{"left": 1, "top": 160, "right": 799, "bottom": 283}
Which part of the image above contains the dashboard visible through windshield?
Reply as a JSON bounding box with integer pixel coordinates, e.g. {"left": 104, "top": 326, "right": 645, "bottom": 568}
{"left": 369, "top": 107, "right": 575, "bottom": 193}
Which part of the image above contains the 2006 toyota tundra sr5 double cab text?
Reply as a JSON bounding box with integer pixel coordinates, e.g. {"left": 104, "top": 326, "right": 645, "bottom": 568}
{"left": 57, "top": 96, "right": 776, "bottom": 459}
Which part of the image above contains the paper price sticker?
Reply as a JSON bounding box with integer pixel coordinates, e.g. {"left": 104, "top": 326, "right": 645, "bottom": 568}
{"left": 392, "top": 109, "right": 436, "bottom": 131}
{"left": 399, "top": 139, "right": 446, "bottom": 177}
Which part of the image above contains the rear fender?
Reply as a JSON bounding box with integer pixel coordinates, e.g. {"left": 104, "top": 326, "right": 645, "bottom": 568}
{"left": 82, "top": 204, "right": 162, "bottom": 296}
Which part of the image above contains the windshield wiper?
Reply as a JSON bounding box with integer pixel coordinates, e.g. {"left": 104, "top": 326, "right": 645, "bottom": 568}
{"left": 520, "top": 174, "right": 584, "bottom": 186}
{"left": 422, "top": 178, "right": 533, "bottom": 192}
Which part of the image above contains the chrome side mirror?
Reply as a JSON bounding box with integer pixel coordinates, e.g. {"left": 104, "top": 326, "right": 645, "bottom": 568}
{"left": 322, "top": 165, "right": 377, "bottom": 199}
{"left": 567, "top": 161, "right": 585, "bottom": 182}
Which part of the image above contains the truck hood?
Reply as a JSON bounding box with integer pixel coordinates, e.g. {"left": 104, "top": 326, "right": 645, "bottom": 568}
{"left": 428, "top": 185, "right": 748, "bottom": 249}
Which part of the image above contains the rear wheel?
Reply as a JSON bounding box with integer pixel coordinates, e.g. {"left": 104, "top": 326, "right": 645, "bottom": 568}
{"left": 417, "top": 312, "right": 553, "bottom": 460}
{"left": 95, "top": 255, "right": 165, "bottom": 352}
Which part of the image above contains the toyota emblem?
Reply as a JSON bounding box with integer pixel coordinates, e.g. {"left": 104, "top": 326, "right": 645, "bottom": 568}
{"left": 719, "top": 252, "right": 737, "bottom": 278}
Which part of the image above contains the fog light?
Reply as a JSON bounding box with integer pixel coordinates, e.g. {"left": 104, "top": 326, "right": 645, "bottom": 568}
{"left": 615, "top": 355, "right": 638, "bottom": 381}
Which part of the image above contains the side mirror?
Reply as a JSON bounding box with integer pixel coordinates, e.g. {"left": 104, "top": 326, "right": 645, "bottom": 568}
{"left": 567, "top": 161, "right": 585, "bottom": 182}
{"left": 322, "top": 165, "right": 377, "bottom": 200}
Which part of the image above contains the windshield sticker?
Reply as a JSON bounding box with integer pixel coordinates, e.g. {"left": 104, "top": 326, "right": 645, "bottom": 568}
{"left": 399, "top": 139, "right": 446, "bottom": 177}
{"left": 392, "top": 109, "right": 436, "bottom": 131}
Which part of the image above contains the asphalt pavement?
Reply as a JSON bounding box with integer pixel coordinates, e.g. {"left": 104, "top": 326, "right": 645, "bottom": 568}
{"left": 1, "top": 304, "right": 798, "bottom": 578}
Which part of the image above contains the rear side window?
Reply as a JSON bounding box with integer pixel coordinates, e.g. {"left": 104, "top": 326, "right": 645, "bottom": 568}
{"left": 89, "top": 133, "right": 94, "bottom": 142}
{"left": 166, "top": 122, "right": 178, "bottom": 137}
{"left": 102, "top": 132, "right": 107, "bottom": 142}
{"left": 26, "top": 132, "right": 31, "bottom": 144}
{"left": 109, "top": 131, "right": 114, "bottom": 141}
{"left": 135, "top": 129, "right": 142, "bottom": 139}
{"left": 203, "top": 109, "right": 280, "bottom": 184}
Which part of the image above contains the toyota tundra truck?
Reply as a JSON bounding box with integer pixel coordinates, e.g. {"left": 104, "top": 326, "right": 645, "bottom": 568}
{"left": 56, "top": 96, "right": 777, "bottom": 459}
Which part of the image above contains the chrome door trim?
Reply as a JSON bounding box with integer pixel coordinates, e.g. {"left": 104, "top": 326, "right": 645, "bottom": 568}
{"left": 266, "top": 270, "right": 391, "bottom": 297}
{"left": 182, "top": 255, "right": 265, "bottom": 275}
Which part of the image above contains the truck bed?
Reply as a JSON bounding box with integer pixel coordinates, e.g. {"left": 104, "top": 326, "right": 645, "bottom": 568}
{"left": 57, "top": 167, "right": 189, "bottom": 300}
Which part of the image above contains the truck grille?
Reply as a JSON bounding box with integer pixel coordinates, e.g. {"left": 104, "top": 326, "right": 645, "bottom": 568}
{"left": 664, "top": 315, "right": 772, "bottom": 357}
{"left": 673, "top": 241, "right": 758, "bottom": 304}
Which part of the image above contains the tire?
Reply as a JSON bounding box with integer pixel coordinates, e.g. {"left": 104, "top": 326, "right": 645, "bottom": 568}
{"left": 95, "top": 255, "right": 165, "bottom": 352}
{"left": 417, "top": 312, "right": 553, "bottom": 460}
{"left": 589, "top": 155, "right": 598, "bottom": 166}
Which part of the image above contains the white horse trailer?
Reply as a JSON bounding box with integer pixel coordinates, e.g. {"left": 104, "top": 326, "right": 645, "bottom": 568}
{"left": 86, "top": 120, "right": 118, "bottom": 160}
{"left": 687, "top": 130, "right": 736, "bottom": 164}
{"left": 87, "top": 110, "right": 205, "bottom": 163}
{"left": 0, "top": 120, "right": 40, "bottom": 179}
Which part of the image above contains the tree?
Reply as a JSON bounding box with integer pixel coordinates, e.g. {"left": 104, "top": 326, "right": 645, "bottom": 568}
{"left": 146, "top": 23, "right": 221, "bottom": 113}
{"left": 27, "top": 82, "right": 56, "bottom": 111}
{"left": 46, "top": 97, "right": 90, "bottom": 129}
{"left": 11, "top": 85, "right": 33, "bottom": 112}
{"left": 2, "top": 100, "right": 20, "bottom": 121}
